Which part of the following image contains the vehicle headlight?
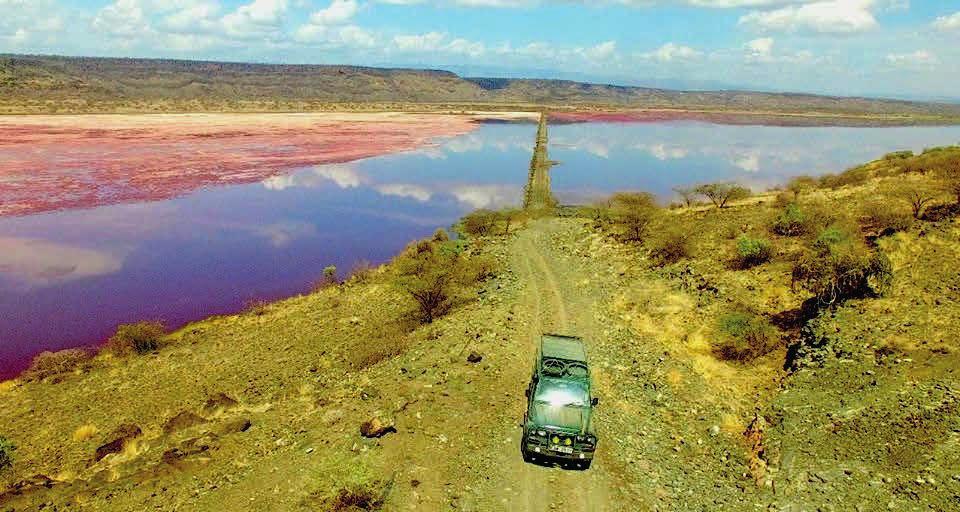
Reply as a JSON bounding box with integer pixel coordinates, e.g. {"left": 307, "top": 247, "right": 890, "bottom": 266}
{"left": 564, "top": 437, "right": 572, "bottom": 446}
{"left": 551, "top": 435, "right": 560, "bottom": 444}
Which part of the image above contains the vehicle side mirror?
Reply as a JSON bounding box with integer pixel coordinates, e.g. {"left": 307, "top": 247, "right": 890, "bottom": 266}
{"left": 591, "top": 397, "right": 599, "bottom": 406}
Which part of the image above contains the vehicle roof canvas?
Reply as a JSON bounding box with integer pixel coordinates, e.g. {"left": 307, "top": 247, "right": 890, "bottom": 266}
{"left": 541, "top": 334, "right": 587, "bottom": 362}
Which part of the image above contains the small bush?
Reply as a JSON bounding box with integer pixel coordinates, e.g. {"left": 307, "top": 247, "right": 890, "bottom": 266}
{"left": 609, "top": 192, "right": 660, "bottom": 242}
{"left": 460, "top": 210, "right": 498, "bottom": 237}
{"left": 786, "top": 175, "right": 818, "bottom": 198}
{"left": 695, "top": 183, "right": 751, "bottom": 208}
{"left": 244, "top": 299, "right": 270, "bottom": 316}
{"left": 305, "top": 460, "right": 391, "bottom": 511}
{"left": 771, "top": 204, "right": 807, "bottom": 236}
{"left": 792, "top": 227, "right": 893, "bottom": 306}
{"left": 649, "top": 225, "right": 693, "bottom": 265}
{"left": 898, "top": 184, "right": 940, "bottom": 219}
{"left": 104, "top": 321, "right": 166, "bottom": 356}
{"left": 395, "top": 237, "right": 483, "bottom": 324}
{"left": 819, "top": 166, "right": 869, "bottom": 189}
{"left": 713, "top": 313, "right": 779, "bottom": 361}
{"left": 0, "top": 436, "right": 15, "bottom": 471}
{"left": 347, "top": 260, "right": 375, "bottom": 284}
{"left": 734, "top": 235, "right": 773, "bottom": 269}
{"left": 860, "top": 201, "right": 913, "bottom": 236}
{"left": 72, "top": 424, "right": 99, "bottom": 442}
{"left": 22, "top": 348, "right": 94, "bottom": 382}
{"left": 312, "top": 265, "right": 340, "bottom": 292}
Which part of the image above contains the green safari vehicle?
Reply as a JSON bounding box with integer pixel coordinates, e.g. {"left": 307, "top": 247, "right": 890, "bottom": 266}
{"left": 521, "top": 334, "right": 598, "bottom": 469}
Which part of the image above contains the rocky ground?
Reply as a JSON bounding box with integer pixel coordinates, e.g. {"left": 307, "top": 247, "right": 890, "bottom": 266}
{"left": 1, "top": 187, "right": 958, "bottom": 510}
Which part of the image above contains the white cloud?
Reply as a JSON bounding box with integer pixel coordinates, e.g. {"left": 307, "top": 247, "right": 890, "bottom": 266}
{"left": 733, "top": 153, "right": 760, "bottom": 172}
{"left": 738, "top": 0, "right": 879, "bottom": 34}
{"left": 0, "top": 237, "right": 125, "bottom": 286}
{"left": 638, "top": 42, "right": 702, "bottom": 62}
{"left": 222, "top": 0, "right": 289, "bottom": 39}
{"left": 745, "top": 37, "right": 774, "bottom": 61}
{"left": 309, "top": 0, "right": 359, "bottom": 25}
{"left": 639, "top": 143, "right": 689, "bottom": 160}
{"left": 450, "top": 184, "right": 521, "bottom": 209}
{"left": 933, "top": 12, "right": 960, "bottom": 31}
{"left": 886, "top": 49, "right": 937, "bottom": 67}
{"left": 375, "top": 183, "right": 433, "bottom": 201}
{"left": 578, "top": 40, "right": 617, "bottom": 62}
{"left": 92, "top": 0, "right": 153, "bottom": 39}
{"left": 391, "top": 32, "right": 487, "bottom": 57}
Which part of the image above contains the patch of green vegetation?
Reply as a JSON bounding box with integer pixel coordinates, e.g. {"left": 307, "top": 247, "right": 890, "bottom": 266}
{"left": 104, "top": 321, "right": 167, "bottom": 356}
{"left": 649, "top": 225, "right": 694, "bottom": 265}
{"left": 22, "top": 348, "right": 94, "bottom": 382}
{"left": 793, "top": 225, "right": 892, "bottom": 307}
{"left": 734, "top": 235, "right": 773, "bottom": 269}
{"left": 0, "top": 436, "right": 14, "bottom": 471}
{"left": 771, "top": 203, "right": 807, "bottom": 236}
{"left": 394, "top": 233, "right": 495, "bottom": 324}
{"left": 304, "top": 457, "right": 392, "bottom": 511}
{"left": 713, "top": 312, "right": 779, "bottom": 362}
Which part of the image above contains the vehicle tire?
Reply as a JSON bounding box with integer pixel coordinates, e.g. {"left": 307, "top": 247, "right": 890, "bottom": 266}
{"left": 581, "top": 460, "right": 592, "bottom": 470}
{"left": 521, "top": 447, "right": 532, "bottom": 463}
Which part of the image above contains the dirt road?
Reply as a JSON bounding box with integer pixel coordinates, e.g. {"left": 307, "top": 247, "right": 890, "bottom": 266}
{"left": 460, "top": 219, "right": 632, "bottom": 511}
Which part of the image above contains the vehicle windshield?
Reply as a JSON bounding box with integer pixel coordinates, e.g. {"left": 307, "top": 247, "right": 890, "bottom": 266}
{"left": 533, "top": 378, "right": 589, "bottom": 407}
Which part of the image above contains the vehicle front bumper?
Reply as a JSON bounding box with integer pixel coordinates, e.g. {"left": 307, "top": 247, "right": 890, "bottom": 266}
{"left": 524, "top": 439, "right": 595, "bottom": 461}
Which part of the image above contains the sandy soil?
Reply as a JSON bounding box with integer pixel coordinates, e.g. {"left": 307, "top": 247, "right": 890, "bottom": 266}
{"left": 0, "top": 113, "right": 500, "bottom": 218}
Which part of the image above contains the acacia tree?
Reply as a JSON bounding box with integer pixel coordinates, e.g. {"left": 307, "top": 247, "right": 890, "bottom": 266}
{"left": 900, "top": 184, "right": 939, "bottom": 219}
{"left": 941, "top": 158, "right": 960, "bottom": 204}
{"left": 695, "top": 183, "right": 751, "bottom": 209}
{"left": 672, "top": 186, "right": 697, "bottom": 207}
{"left": 609, "top": 192, "right": 659, "bottom": 242}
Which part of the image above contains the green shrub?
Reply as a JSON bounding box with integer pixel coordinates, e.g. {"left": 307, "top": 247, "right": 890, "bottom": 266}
{"left": 649, "top": 226, "right": 694, "bottom": 265}
{"left": 460, "top": 210, "right": 499, "bottom": 237}
{"left": 860, "top": 201, "right": 913, "bottom": 236}
{"left": 771, "top": 204, "right": 806, "bottom": 236}
{"left": 695, "top": 183, "right": 751, "bottom": 208}
{"left": 786, "top": 175, "right": 818, "bottom": 198}
{"left": 304, "top": 458, "right": 391, "bottom": 511}
{"left": 0, "top": 436, "right": 15, "bottom": 471}
{"left": 313, "top": 265, "right": 340, "bottom": 291}
{"left": 22, "top": 348, "right": 94, "bottom": 382}
{"left": 672, "top": 186, "right": 697, "bottom": 207}
{"left": 819, "top": 166, "right": 869, "bottom": 189}
{"left": 898, "top": 183, "right": 940, "bottom": 219}
{"left": 609, "top": 192, "right": 660, "bottom": 242}
{"left": 347, "top": 260, "right": 375, "bottom": 284}
{"left": 104, "top": 321, "right": 166, "bottom": 356}
{"left": 792, "top": 227, "right": 893, "bottom": 306}
{"left": 394, "top": 236, "right": 491, "bottom": 324}
{"left": 734, "top": 235, "right": 773, "bottom": 269}
{"left": 713, "top": 313, "right": 779, "bottom": 361}
{"left": 883, "top": 150, "right": 913, "bottom": 161}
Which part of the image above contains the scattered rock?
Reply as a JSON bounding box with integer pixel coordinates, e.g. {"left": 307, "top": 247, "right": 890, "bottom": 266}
{"left": 163, "top": 411, "right": 207, "bottom": 434}
{"left": 203, "top": 393, "right": 239, "bottom": 413}
{"left": 467, "top": 352, "right": 483, "bottom": 363}
{"left": 94, "top": 424, "right": 142, "bottom": 462}
{"left": 360, "top": 418, "right": 396, "bottom": 438}
{"left": 322, "top": 408, "right": 345, "bottom": 426}
{"left": 0, "top": 474, "right": 56, "bottom": 501}
{"left": 708, "top": 425, "right": 721, "bottom": 437}
{"left": 217, "top": 418, "right": 252, "bottom": 435}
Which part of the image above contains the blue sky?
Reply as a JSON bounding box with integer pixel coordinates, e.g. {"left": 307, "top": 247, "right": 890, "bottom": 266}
{"left": 2, "top": 1, "right": 960, "bottom": 99}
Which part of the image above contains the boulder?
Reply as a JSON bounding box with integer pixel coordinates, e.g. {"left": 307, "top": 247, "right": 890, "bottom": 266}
{"left": 466, "top": 352, "right": 483, "bottom": 363}
{"left": 163, "top": 411, "right": 207, "bottom": 434}
{"left": 94, "top": 424, "right": 142, "bottom": 462}
{"left": 360, "top": 418, "right": 396, "bottom": 438}
{"left": 217, "top": 418, "right": 252, "bottom": 435}
{"left": 203, "top": 392, "right": 239, "bottom": 413}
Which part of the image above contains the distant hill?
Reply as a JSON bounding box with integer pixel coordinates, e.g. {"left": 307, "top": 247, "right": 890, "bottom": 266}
{"left": 3, "top": 54, "right": 960, "bottom": 121}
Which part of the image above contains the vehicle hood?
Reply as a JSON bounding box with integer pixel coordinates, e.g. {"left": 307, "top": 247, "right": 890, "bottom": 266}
{"left": 530, "top": 403, "right": 592, "bottom": 433}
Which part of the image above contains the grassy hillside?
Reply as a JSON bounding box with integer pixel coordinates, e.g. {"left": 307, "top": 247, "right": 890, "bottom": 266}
{"left": 4, "top": 54, "right": 960, "bottom": 123}
{"left": 1, "top": 148, "right": 958, "bottom": 510}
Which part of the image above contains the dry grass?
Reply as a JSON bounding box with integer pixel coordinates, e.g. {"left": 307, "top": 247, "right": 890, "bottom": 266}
{"left": 72, "top": 424, "right": 99, "bottom": 442}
